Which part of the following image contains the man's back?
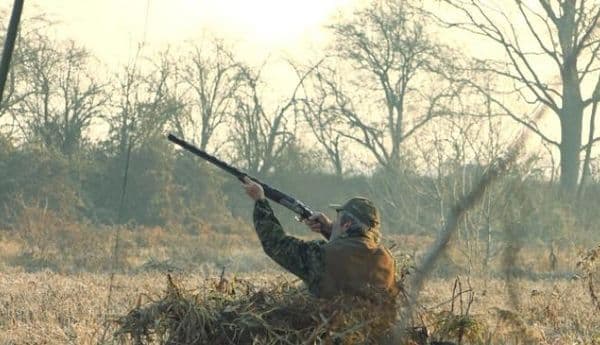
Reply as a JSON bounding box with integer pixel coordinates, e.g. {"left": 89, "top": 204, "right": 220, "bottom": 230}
{"left": 319, "top": 235, "right": 397, "bottom": 298}
{"left": 244, "top": 179, "right": 397, "bottom": 300}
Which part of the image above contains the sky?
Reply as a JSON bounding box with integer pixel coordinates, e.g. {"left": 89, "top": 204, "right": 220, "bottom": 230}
{"left": 3, "top": 0, "right": 598, "bottom": 165}
{"left": 0, "top": 0, "right": 364, "bottom": 151}
{"left": 13, "top": 0, "right": 358, "bottom": 66}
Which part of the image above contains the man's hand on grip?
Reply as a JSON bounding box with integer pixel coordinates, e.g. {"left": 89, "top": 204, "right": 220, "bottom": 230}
{"left": 305, "top": 212, "right": 332, "bottom": 236}
{"left": 242, "top": 176, "right": 265, "bottom": 201}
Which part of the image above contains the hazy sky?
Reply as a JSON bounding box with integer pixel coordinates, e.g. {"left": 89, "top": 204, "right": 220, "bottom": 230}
{"left": 4, "top": 0, "right": 597, "bottom": 158}
{"left": 14, "top": 0, "right": 358, "bottom": 66}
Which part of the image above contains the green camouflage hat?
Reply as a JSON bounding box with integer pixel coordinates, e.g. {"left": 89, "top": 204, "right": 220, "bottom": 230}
{"left": 330, "top": 197, "right": 380, "bottom": 227}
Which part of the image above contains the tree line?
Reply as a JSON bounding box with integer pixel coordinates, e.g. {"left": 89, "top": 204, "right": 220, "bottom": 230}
{"left": 0, "top": 0, "right": 599, "bottom": 244}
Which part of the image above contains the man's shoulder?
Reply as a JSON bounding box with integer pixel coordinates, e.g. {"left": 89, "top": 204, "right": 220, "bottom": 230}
{"left": 323, "top": 236, "right": 372, "bottom": 253}
{"left": 323, "top": 236, "right": 393, "bottom": 257}
{"left": 324, "top": 234, "right": 378, "bottom": 246}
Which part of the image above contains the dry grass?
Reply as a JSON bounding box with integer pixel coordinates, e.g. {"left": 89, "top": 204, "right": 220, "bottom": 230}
{"left": 1, "top": 267, "right": 599, "bottom": 345}
{"left": 418, "top": 277, "right": 600, "bottom": 344}
{"left": 115, "top": 274, "right": 397, "bottom": 345}
{"left": 1, "top": 216, "right": 599, "bottom": 345}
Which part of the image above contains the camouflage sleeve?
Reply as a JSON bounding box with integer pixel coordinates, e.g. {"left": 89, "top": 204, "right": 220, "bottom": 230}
{"left": 253, "top": 199, "right": 325, "bottom": 288}
{"left": 319, "top": 226, "right": 331, "bottom": 240}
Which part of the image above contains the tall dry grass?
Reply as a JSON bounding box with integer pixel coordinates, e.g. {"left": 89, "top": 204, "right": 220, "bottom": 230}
{"left": 1, "top": 270, "right": 599, "bottom": 344}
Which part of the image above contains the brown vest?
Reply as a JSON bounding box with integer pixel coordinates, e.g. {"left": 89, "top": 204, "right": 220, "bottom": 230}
{"left": 318, "top": 235, "right": 397, "bottom": 299}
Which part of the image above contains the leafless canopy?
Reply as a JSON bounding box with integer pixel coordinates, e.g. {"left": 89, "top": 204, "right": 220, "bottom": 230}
{"left": 174, "top": 38, "right": 243, "bottom": 152}
{"left": 430, "top": 0, "right": 600, "bottom": 191}
{"left": 322, "top": 0, "right": 465, "bottom": 169}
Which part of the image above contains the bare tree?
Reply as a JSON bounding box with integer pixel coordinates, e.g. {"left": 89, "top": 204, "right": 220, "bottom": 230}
{"left": 323, "top": 0, "right": 463, "bottom": 169}
{"left": 228, "top": 62, "right": 311, "bottom": 175}
{"left": 15, "top": 35, "right": 107, "bottom": 155}
{"left": 108, "top": 50, "right": 184, "bottom": 156}
{"left": 295, "top": 63, "right": 347, "bottom": 176}
{"left": 433, "top": 0, "right": 600, "bottom": 193}
{"left": 0, "top": 27, "right": 29, "bottom": 123}
{"left": 174, "top": 39, "right": 243, "bottom": 152}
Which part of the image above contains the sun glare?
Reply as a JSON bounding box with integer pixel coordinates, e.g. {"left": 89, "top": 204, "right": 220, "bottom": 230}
{"left": 25, "top": 0, "right": 358, "bottom": 65}
{"left": 196, "top": 0, "right": 356, "bottom": 46}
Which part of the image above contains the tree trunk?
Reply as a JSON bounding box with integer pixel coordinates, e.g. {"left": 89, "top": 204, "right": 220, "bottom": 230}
{"left": 559, "top": 103, "right": 583, "bottom": 193}
{"left": 557, "top": 1, "right": 583, "bottom": 194}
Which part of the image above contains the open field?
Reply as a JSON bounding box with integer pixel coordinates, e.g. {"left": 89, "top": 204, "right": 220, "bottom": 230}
{"left": 1, "top": 225, "right": 599, "bottom": 344}
{"left": 3, "top": 0, "right": 600, "bottom": 343}
{"left": 1, "top": 265, "right": 598, "bottom": 344}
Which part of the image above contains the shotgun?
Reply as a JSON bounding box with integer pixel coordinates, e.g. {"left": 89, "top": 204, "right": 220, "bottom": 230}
{"left": 167, "top": 133, "right": 316, "bottom": 221}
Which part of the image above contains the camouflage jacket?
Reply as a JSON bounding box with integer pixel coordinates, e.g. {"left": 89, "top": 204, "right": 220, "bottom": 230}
{"left": 253, "top": 199, "right": 396, "bottom": 298}
{"left": 253, "top": 199, "right": 326, "bottom": 295}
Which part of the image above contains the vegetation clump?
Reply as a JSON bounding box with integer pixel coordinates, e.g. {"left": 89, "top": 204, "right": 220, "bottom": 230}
{"left": 116, "top": 275, "right": 399, "bottom": 345}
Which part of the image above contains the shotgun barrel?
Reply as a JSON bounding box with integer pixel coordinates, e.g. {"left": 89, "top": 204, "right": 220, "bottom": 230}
{"left": 167, "top": 133, "right": 316, "bottom": 220}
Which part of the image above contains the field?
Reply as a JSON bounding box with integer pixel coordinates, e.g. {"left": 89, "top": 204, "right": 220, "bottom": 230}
{"left": 3, "top": 0, "right": 600, "bottom": 343}
{"left": 1, "top": 231, "right": 599, "bottom": 345}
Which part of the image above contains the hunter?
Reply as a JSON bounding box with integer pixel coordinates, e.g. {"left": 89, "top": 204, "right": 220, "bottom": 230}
{"left": 242, "top": 177, "right": 398, "bottom": 299}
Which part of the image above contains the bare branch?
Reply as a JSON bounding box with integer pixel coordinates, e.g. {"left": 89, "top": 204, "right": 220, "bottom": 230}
{"left": 516, "top": 1, "right": 561, "bottom": 66}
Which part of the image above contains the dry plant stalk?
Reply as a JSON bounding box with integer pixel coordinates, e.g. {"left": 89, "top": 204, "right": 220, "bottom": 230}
{"left": 404, "top": 105, "right": 548, "bottom": 324}
{"left": 426, "top": 277, "right": 484, "bottom": 345}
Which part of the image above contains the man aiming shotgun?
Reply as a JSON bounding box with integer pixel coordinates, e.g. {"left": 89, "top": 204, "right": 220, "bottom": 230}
{"left": 168, "top": 134, "right": 397, "bottom": 299}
